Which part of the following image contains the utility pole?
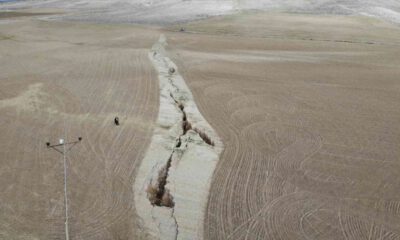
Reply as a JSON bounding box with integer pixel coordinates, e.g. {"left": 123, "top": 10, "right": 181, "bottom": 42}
{"left": 46, "top": 137, "right": 82, "bottom": 240}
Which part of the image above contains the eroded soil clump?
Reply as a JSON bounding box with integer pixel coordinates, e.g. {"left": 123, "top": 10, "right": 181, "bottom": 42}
{"left": 147, "top": 157, "right": 175, "bottom": 208}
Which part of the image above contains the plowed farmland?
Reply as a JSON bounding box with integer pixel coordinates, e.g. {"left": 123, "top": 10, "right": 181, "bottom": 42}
{"left": 0, "top": 19, "right": 159, "bottom": 239}
{"left": 167, "top": 13, "right": 400, "bottom": 240}
{"left": 1, "top": 10, "right": 400, "bottom": 240}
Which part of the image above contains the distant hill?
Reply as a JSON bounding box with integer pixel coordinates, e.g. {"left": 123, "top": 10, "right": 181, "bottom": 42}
{"left": 1, "top": 0, "right": 400, "bottom": 24}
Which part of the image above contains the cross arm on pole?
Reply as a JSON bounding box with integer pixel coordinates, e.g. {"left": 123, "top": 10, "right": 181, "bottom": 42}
{"left": 48, "top": 146, "right": 64, "bottom": 155}
{"left": 46, "top": 137, "right": 82, "bottom": 155}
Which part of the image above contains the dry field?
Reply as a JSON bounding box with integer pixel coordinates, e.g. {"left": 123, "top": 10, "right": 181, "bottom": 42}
{"left": 0, "top": 18, "right": 160, "bottom": 239}
{"left": 166, "top": 13, "right": 400, "bottom": 240}
{"left": 1, "top": 10, "right": 400, "bottom": 240}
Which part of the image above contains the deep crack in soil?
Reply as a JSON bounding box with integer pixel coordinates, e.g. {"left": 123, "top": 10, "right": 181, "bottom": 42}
{"left": 146, "top": 92, "right": 215, "bottom": 209}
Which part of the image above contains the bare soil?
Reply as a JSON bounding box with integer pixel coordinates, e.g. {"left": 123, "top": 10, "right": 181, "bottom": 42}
{"left": 1, "top": 11, "right": 400, "bottom": 240}
{"left": 0, "top": 11, "right": 55, "bottom": 19}
{"left": 0, "top": 19, "right": 160, "bottom": 239}
{"left": 167, "top": 12, "right": 400, "bottom": 240}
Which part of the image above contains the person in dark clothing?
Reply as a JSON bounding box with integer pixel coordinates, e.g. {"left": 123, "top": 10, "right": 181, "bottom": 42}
{"left": 114, "top": 117, "right": 120, "bottom": 126}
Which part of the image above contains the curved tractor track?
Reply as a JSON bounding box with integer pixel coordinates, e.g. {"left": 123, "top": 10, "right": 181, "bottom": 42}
{"left": 168, "top": 13, "right": 400, "bottom": 240}
{"left": 0, "top": 19, "right": 159, "bottom": 239}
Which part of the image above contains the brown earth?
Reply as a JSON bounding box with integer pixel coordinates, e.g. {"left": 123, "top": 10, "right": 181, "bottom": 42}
{"left": 1, "top": 10, "right": 400, "bottom": 240}
{"left": 0, "top": 11, "right": 56, "bottom": 19}
{"left": 166, "top": 12, "right": 400, "bottom": 240}
{"left": 0, "top": 19, "right": 160, "bottom": 239}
